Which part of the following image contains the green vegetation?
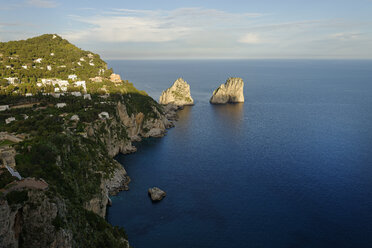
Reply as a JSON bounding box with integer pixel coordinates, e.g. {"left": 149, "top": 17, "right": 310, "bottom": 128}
{"left": 123, "top": 93, "right": 164, "bottom": 120}
{"left": 0, "top": 34, "right": 167, "bottom": 247}
{"left": 88, "top": 79, "right": 147, "bottom": 95}
{"left": 0, "top": 34, "right": 112, "bottom": 82}
{"left": 0, "top": 168, "right": 18, "bottom": 188}
{"left": 0, "top": 139, "right": 15, "bottom": 146}
{"left": 6, "top": 190, "right": 28, "bottom": 205}
{"left": 66, "top": 208, "right": 129, "bottom": 248}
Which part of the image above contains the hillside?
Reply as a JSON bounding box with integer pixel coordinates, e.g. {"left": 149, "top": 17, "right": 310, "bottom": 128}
{"left": 0, "top": 34, "right": 144, "bottom": 96}
{"left": 0, "top": 35, "right": 174, "bottom": 247}
{"left": 0, "top": 34, "right": 111, "bottom": 81}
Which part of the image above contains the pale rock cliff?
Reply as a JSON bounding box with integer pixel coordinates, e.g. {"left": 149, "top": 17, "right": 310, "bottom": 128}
{"left": 116, "top": 101, "right": 172, "bottom": 141}
{"left": 210, "top": 77, "right": 244, "bottom": 104}
{"left": 0, "top": 190, "right": 73, "bottom": 248}
{"left": 159, "top": 78, "right": 194, "bottom": 106}
{"left": 83, "top": 100, "right": 173, "bottom": 217}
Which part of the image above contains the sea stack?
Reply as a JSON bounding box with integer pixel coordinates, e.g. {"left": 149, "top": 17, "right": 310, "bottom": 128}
{"left": 159, "top": 78, "right": 194, "bottom": 106}
{"left": 148, "top": 187, "right": 166, "bottom": 202}
{"left": 210, "top": 77, "right": 244, "bottom": 104}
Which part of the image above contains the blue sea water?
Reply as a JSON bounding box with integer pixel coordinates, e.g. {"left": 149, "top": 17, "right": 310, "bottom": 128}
{"left": 106, "top": 60, "right": 372, "bottom": 248}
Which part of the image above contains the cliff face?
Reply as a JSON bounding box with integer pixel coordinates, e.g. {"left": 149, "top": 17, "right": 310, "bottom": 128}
{"left": 116, "top": 101, "right": 172, "bottom": 141}
{"left": 159, "top": 78, "right": 194, "bottom": 106}
{"left": 0, "top": 95, "right": 174, "bottom": 248}
{"left": 83, "top": 100, "right": 172, "bottom": 218}
{"left": 210, "top": 77, "right": 245, "bottom": 104}
{"left": 0, "top": 190, "right": 73, "bottom": 248}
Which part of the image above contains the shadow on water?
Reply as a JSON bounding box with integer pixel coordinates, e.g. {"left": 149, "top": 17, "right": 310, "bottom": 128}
{"left": 170, "top": 105, "right": 193, "bottom": 138}
{"left": 210, "top": 103, "right": 244, "bottom": 133}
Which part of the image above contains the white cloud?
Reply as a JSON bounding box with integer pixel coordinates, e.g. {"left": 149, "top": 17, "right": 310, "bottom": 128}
{"left": 26, "top": 0, "right": 58, "bottom": 8}
{"left": 63, "top": 8, "right": 262, "bottom": 43}
{"left": 65, "top": 16, "right": 192, "bottom": 43}
{"left": 238, "top": 33, "right": 261, "bottom": 44}
{"left": 58, "top": 8, "right": 372, "bottom": 59}
{"left": 330, "top": 32, "right": 361, "bottom": 40}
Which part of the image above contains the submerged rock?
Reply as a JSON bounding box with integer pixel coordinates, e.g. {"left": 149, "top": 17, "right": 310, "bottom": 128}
{"left": 148, "top": 187, "right": 166, "bottom": 202}
{"left": 159, "top": 78, "right": 194, "bottom": 106}
{"left": 210, "top": 77, "right": 244, "bottom": 104}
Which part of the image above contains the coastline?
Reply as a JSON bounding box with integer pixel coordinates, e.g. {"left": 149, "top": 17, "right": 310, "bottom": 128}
{"left": 99, "top": 103, "right": 180, "bottom": 218}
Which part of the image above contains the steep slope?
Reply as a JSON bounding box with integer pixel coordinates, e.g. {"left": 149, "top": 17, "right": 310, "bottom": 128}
{"left": 0, "top": 35, "right": 176, "bottom": 248}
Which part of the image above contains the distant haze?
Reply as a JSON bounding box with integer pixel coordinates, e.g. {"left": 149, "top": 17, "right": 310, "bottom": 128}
{"left": 1, "top": 0, "right": 372, "bottom": 59}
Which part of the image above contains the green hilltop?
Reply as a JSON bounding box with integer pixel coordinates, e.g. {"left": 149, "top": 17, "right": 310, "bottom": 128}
{"left": 0, "top": 34, "right": 111, "bottom": 81}
{"left": 0, "top": 35, "right": 167, "bottom": 247}
{"left": 0, "top": 34, "right": 145, "bottom": 95}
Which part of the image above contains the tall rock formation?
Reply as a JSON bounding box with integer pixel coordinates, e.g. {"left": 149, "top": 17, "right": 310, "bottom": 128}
{"left": 159, "top": 78, "right": 194, "bottom": 106}
{"left": 210, "top": 77, "right": 245, "bottom": 104}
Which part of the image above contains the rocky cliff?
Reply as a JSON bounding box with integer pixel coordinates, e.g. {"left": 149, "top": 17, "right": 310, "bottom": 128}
{"left": 210, "top": 77, "right": 245, "bottom": 104}
{"left": 159, "top": 78, "right": 194, "bottom": 106}
{"left": 0, "top": 93, "right": 176, "bottom": 248}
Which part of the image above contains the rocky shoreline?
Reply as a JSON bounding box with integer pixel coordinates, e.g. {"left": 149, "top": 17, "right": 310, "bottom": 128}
{"left": 88, "top": 102, "right": 180, "bottom": 219}
{"left": 0, "top": 95, "right": 180, "bottom": 248}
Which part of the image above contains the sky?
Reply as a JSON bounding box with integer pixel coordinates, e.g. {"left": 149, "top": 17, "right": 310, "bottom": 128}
{"left": 0, "top": 0, "right": 372, "bottom": 59}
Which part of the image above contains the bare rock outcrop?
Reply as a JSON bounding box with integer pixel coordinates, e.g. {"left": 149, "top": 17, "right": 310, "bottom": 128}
{"left": 210, "top": 77, "right": 244, "bottom": 104}
{"left": 148, "top": 187, "right": 166, "bottom": 202}
{"left": 85, "top": 163, "right": 130, "bottom": 217}
{"left": 159, "top": 78, "right": 194, "bottom": 106}
{"left": 0, "top": 190, "right": 73, "bottom": 248}
{"left": 116, "top": 101, "right": 171, "bottom": 141}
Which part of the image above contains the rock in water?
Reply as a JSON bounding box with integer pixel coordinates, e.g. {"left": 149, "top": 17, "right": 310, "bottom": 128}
{"left": 210, "top": 77, "right": 245, "bottom": 104}
{"left": 148, "top": 187, "right": 166, "bottom": 202}
{"left": 159, "top": 78, "right": 194, "bottom": 106}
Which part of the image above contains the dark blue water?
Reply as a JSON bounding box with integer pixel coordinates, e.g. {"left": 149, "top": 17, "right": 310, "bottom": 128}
{"left": 106, "top": 60, "right": 372, "bottom": 248}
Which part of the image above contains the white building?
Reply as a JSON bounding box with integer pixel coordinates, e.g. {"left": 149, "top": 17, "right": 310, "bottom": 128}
{"left": 51, "top": 93, "right": 61, "bottom": 98}
{"left": 22, "top": 65, "right": 28, "bottom": 69}
{"left": 50, "top": 53, "right": 55, "bottom": 56}
{"left": 68, "top": 75, "right": 77, "bottom": 81}
{"left": 34, "top": 58, "right": 43, "bottom": 63}
{"left": 5, "top": 117, "right": 15, "bottom": 124}
{"left": 89, "top": 62, "right": 94, "bottom": 66}
{"left": 47, "top": 65, "right": 52, "bottom": 71}
{"left": 0, "top": 105, "right": 10, "bottom": 111}
{"left": 56, "top": 80, "right": 69, "bottom": 87}
{"left": 56, "top": 103, "right": 66, "bottom": 108}
{"left": 80, "top": 57, "right": 85, "bottom": 62}
{"left": 25, "top": 93, "right": 33, "bottom": 97}
{"left": 70, "top": 115, "right": 79, "bottom": 121}
{"left": 83, "top": 94, "right": 91, "bottom": 100}
{"left": 5, "top": 77, "right": 18, "bottom": 84}
{"left": 71, "top": 91, "right": 82, "bottom": 97}
{"left": 41, "top": 79, "right": 50, "bottom": 84}
{"left": 75, "top": 81, "right": 86, "bottom": 91}
{"left": 36, "top": 83, "right": 43, "bottom": 87}
{"left": 98, "top": 112, "right": 109, "bottom": 119}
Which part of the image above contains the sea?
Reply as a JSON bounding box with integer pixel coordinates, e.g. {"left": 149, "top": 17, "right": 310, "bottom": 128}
{"left": 106, "top": 60, "right": 372, "bottom": 248}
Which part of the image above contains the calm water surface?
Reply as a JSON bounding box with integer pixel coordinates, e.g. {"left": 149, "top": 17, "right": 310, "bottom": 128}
{"left": 106, "top": 60, "right": 372, "bottom": 248}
